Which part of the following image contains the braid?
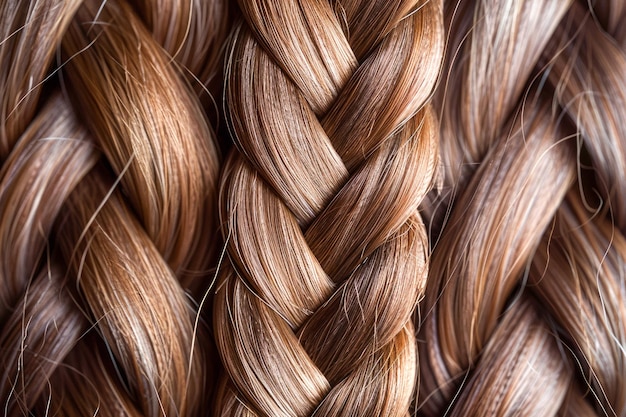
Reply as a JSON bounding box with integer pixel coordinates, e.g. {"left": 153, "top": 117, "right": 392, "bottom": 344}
{"left": 543, "top": 4, "right": 626, "bottom": 232}
{"left": 531, "top": 190, "right": 626, "bottom": 416}
{"left": 0, "top": 97, "right": 97, "bottom": 414}
{"left": 61, "top": 0, "right": 220, "bottom": 282}
{"left": 1, "top": 0, "right": 625, "bottom": 415}
{"left": 419, "top": 96, "right": 577, "bottom": 414}
{"left": 0, "top": 0, "right": 224, "bottom": 414}
{"left": 214, "top": 1, "right": 443, "bottom": 415}
{"left": 420, "top": 0, "right": 626, "bottom": 415}
{"left": 55, "top": 164, "right": 206, "bottom": 416}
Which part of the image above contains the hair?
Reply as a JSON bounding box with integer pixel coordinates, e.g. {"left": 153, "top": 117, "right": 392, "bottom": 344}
{"left": 212, "top": 0, "right": 441, "bottom": 414}
{"left": 0, "top": 0, "right": 226, "bottom": 415}
{"left": 0, "top": 0, "right": 624, "bottom": 416}
{"left": 419, "top": 0, "right": 626, "bottom": 415}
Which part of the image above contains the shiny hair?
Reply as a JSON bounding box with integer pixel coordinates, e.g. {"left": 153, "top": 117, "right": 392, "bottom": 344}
{"left": 213, "top": 0, "right": 442, "bottom": 414}
{"left": 1, "top": 0, "right": 625, "bottom": 416}
{"left": 0, "top": 0, "right": 226, "bottom": 415}
{"left": 420, "top": 0, "right": 626, "bottom": 415}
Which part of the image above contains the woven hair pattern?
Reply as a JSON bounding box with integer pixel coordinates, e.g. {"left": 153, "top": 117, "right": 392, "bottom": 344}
{"left": 213, "top": 0, "right": 442, "bottom": 415}
{"left": 0, "top": 0, "right": 227, "bottom": 415}
{"left": 419, "top": 0, "right": 626, "bottom": 415}
{"left": 1, "top": 0, "right": 625, "bottom": 416}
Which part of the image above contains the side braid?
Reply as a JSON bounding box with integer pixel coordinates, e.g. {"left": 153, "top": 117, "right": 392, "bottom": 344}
{"left": 0, "top": 0, "right": 225, "bottom": 414}
{"left": 214, "top": 0, "right": 443, "bottom": 415}
{"left": 420, "top": 0, "right": 626, "bottom": 415}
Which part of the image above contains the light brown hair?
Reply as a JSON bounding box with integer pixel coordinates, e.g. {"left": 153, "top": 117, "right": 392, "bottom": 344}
{"left": 1, "top": 0, "right": 225, "bottom": 414}
{"left": 419, "top": 0, "right": 626, "bottom": 415}
{"left": 1, "top": 0, "right": 625, "bottom": 416}
{"left": 212, "top": 0, "right": 443, "bottom": 415}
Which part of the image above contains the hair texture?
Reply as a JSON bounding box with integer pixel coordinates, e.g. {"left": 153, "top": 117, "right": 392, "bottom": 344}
{"left": 1, "top": 0, "right": 626, "bottom": 416}
{"left": 212, "top": 0, "right": 443, "bottom": 415}
{"left": 0, "top": 0, "right": 226, "bottom": 415}
{"left": 418, "top": 0, "right": 626, "bottom": 415}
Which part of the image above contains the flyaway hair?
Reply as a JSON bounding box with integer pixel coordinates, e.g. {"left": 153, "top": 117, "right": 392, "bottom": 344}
{"left": 0, "top": 0, "right": 225, "bottom": 415}
{"left": 213, "top": 0, "right": 441, "bottom": 415}
{"left": 420, "top": 1, "right": 626, "bottom": 415}
{"left": 0, "top": 0, "right": 625, "bottom": 416}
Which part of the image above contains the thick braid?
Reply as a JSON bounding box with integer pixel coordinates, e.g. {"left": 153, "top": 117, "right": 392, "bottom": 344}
{"left": 0, "top": 96, "right": 96, "bottom": 415}
{"left": 0, "top": 0, "right": 225, "bottom": 414}
{"left": 529, "top": 3, "right": 626, "bottom": 413}
{"left": 420, "top": 0, "right": 626, "bottom": 415}
{"left": 0, "top": 95, "right": 97, "bottom": 322}
{"left": 55, "top": 165, "right": 207, "bottom": 416}
{"left": 2, "top": 0, "right": 624, "bottom": 415}
{"left": 214, "top": 1, "right": 443, "bottom": 415}
{"left": 433, "top": 0, "right": 572, "bottom": 202}
{"left": 419, "top": 98, "right": 577, "bottom": 415}
{"left": 61, "top": 0, "right": 220, "bottom": 283}
{"left": 420, "top": 2, "right": 576, "bottom": 410}
{"left": 0, "top": 93, "right": 208, "bottom": 416}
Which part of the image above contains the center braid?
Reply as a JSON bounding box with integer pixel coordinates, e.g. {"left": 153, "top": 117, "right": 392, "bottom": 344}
{"left": 213, "top": 1, "right": 443, "bottom": 416}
